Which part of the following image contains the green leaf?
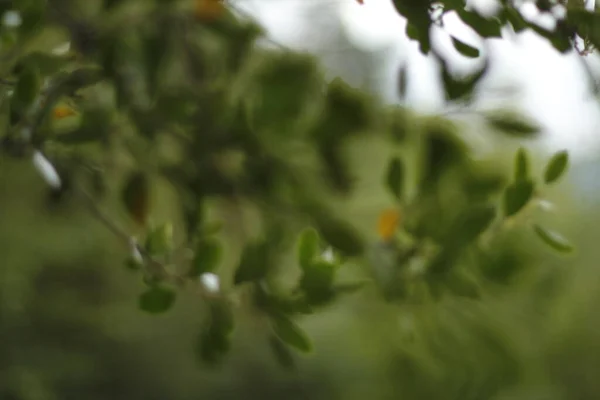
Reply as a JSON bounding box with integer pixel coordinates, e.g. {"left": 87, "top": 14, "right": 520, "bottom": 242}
{"left": 314, "top": 215, "right": 364, "bottom": 257}
{"left": 268, "top": 335, "right": 296, "bottom": 370}
{"left": 122, "top": 171, "right": 150, "bottom": 226}
{"left": 533, "top": 224, "right": 574, "bottom": 253}
{"left": 503, "top": 180, "right": 534, "bottom": 217}
{"left": 385, "top": 156, "right": 404, "bottom": 201}
{"left": 13, "top": 65, "right": 40, "bottom": 114}
{"left": 485, "top": 110, "right": 540, "bottom": 137}
{"left": 196, "top": 300, "right": 235, "bottom": 365}
{"left": 451, "top": 37, "right": 480, "bottom": 58}
{"left": 503, "top": 7, "right": 528, "bottom": 32}
{"left": 397, "top": 64, "right": 407, "bottom": 100}
{"left": 544, "top": 150, "right": 569, "bottom": 184}
{"left": 145, "top": 223, "right": 173, "bottom": 256}
{"left": 248, "top": 53, "right": 321, "bottom": 135}
{"left": 514, "top": 147, "right": 530, "bottom": 181}
{"left": 17, "top": 51, "right": 68, "bottom": 77}
{"left": 457, "top": 9, "right": 502, "bottom": 38}
{"left": 448, "top": 204, "right": 496, "bottom": 245}
{"left": 191, "top": 238, "right": 222, "bottom": 276}
{"left": 59, "top": 67, "right": 105, "bottom": 96}
{"left": 438, "top": 57, "right": 488, "bottom": 102}
{"left": 297, "top": 228, "right": 320, "bottom": 270}
{"left": 234, "top": 241, "right": 270, "bottom": 285}
{"left": 18, "top": 0, "right": 45, "bottom": 37}
{"left": 299, "top": 260, "right": 336, "bottom": 305}
{"left": 271, "top": 314, "right": 312, "bottom": 353}
{"left": 138, "top": 286, "right": 176, "bottom": 314}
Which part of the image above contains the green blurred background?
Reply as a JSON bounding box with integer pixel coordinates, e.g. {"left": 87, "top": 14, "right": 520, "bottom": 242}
{"left": 3, "top": 1, "right": 600, "bottom": 400}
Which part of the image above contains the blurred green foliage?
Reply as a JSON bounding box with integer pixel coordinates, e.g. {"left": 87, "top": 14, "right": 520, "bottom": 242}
{"left": 0, "top": 0, "right": 598, "bottom": 399}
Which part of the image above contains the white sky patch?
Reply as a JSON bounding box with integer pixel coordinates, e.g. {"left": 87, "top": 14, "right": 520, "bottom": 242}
{"left": 2, "top": 11, "right": 21, "bottom": 28}
{"left": 241, "top": 0, "right": 600, "bottom": 159}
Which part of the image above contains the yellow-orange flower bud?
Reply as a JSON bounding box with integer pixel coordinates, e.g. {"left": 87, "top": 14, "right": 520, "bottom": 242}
{"left": 377, "top": 208, "right": 401, "bottom": 241}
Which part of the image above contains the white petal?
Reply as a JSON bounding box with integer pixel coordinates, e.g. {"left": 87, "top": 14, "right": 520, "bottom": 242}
{"left": 32, "top": 151, "right": 61, "bottom": 189}
{"left": 200, "top": 273, "right": 220, "bottom": 294}
{"left": 129, "top": 237, "right": 144, "bottom": 264}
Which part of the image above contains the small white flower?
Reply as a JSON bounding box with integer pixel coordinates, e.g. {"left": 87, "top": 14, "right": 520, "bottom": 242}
{"left": 32, "top": 151, "right": 61, "bottom": 189}
{"left": 321, "top": 247, "right": 336, "bottom": 263}
{"left": 200, "top": 273, "right": 220, "bottom": 294}
{"left": 2, "top": 11, "right": 22, "bottom": 28}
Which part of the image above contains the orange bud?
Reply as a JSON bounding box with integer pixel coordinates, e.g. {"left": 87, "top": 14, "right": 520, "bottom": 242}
{"left": 52, "top": 105, "right": 76, "bottom": 119}
{"left": 194, "top": 0, "right": 225, "bottom": 21}
{"left": 357, "top": 0, "right": 364, "bottom": 4}
{"left": 377, "top": 209, "right": 401, "bottom": 241}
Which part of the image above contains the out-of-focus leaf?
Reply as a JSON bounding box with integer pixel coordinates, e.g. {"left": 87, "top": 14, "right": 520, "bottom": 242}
{"left": 17, "top": 51, "right": 68, "bottom": 77}
{"left": 271, "top": 314, "right": 312, "bottom": 353}
{"left": 145, "top": 223, "right": 173, "bottom": 256}
{"left": 12, "top": 65, "right": 40, "bottom": 115}
{"left": 313, "top": 214, "right": 364, "bottom": 257}
{"left": 299, "top": 260, "right": 335, "bottom": 306}
{"left": 247, "top": 53, "right": 321, "bottom": 135}
{"left": 503, "top": 180, "right": 534, "bottom": 217}
{"left": 297, "top": 228, "right": 320, "bottom": 270}
{"left": 420, "top": 118, "right": 468, "bottom": 186}
{"left": 321, "top": 78, "right": 374, "bottom": 137}
{"left": 333, "top": 280, "right": 369, "bottom": 295}
{"left": 317, "top": 142, "right": 353, "bottom": 194}
{"left": 191, "top": 238, "right": 223, "bottom": 277}
{"left": 457, "top": 9, "right": 502, "bottom": 38}
{"left": 122, "top": 171, "right": 150, "bottom": 226}
{"left": 385, "top": 157, "right": 404, "bottom": 201}
{"left": 503, "top": 7, "right": 528, "bottom": 32}
{"left": 544, "top": 150, "right": 569, "bottom": 184}
{"left": 254, "top": 284, "right": 312, "bottom": 316}
{"left": 438, "top": 57, "right": 488, "bottom": 102}
{"left": 139, "top": 285, "right": 176, "bottom": 314}
{"left": 18, "top": 0, "right": 45, "bottom": 37}
{"left": 451, "top": 37, "right": 480, "bottom": 58}
{"left": 447, "top": 204, "right": 496, "bottom": 245}
{"left": 54, "top": 105, "right": 112, "bottom": 144}
{"left": 393, "top": 0, "right": 431, "bottom": 53}
{"left": 514, "top": 147, "right": 530, "bottom": 181}
{"left": 485, "top": 110, "right": 540, "bottom": 137}
{"left": 568, "top": 8, "right": 600, "bottom": 49}
{"left": 533, "top": 224, "right": 574, "bottom": 254}
{"left": 268, "top": 334, "right": 296, "bottom": 370}
{"left": 196, "top": 299, "right": 235, "bottom": 365}
{"left": 398, "top": 64, "right": 407, "bottom": 100}
{"left": 234, "top": 241, "right": 270, "bottom": 285}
